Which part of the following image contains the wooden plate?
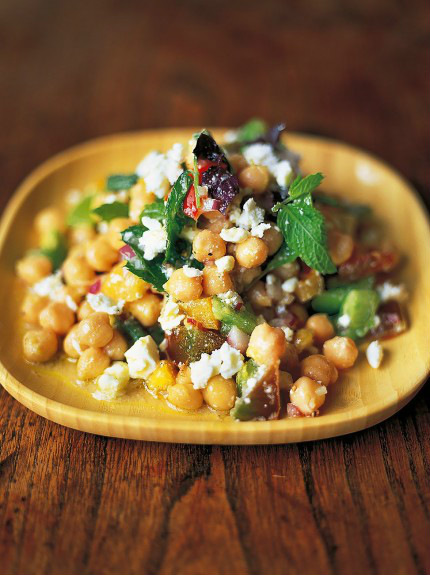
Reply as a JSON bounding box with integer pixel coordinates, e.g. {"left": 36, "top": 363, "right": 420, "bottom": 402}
{"left": 0, "top": 130, "right": 429, "bottom": 444}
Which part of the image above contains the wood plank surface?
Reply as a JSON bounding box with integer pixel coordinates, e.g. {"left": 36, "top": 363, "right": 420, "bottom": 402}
{"left": 0, "top": 1, "right": 429, "bottom": 574}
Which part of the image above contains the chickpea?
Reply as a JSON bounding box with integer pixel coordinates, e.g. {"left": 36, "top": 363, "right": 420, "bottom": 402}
{"left": 35, "top": 207, "right": 65, "bottom": 234}
{"left": 235, "top": 237, "right": 269, "bottom": 269}
{"left": 104, "top": 330, "right": 128, "bottom": 360}
{"left": 129, "top": 182, "right": 156, "bottom": 222}
{"left": 77, "top": 347, "right": 110, "bottom": 379}
{"left": 262, "top": 226, "right": 283, "bottom": 256}
{"left": 23, "top": 328, "right": 58, "bottom": 363}
{"left": 69, "top": 224, "right": 96, "bottom": 246}
{"left": 193, "top": 230, "right": 226, "bottom": 262}
{"left": 273, "top": 261, "right": 300, "bottom": 280}
{"left": 247, "top": 281, "right": 271, "bottom": 308}
{"left": 290, "top": 376, "right": 327, "bottom": 415}
{"left": 295, "top": 270, "right": 324, "bottom": 303}
{"left": 39, "top": 302, "right": 75, "bottom": 335}
{"left": 106, "top": 218, "right": 133, "bottom": 250}
{"left": 247, "top": 323, "right": 286, "bottom": 365}
{"left": 323, "top": 336, "right": 358, "bottom": 369}
{"left": 202, "top": 265, "right": 234, "bottom": 296}
{"left": 289, "top": 302, "right": 308, "bottom": 327}
{"left": 63, "top": 256, "right": 96, "bottom": 287}
{"left": 86, "top": 236, "right": 119, "bottom": 272}
{"left": 200, "top": 212, "right": 230, "bottom": 234}
{"left": 164, "top": 268, "right": 203, "bottom": 302}
{"left": 228, "top": 153, "right": 248, "bottom": 174}
{"left": 126, "top": 293, "right": 162, "bottom": 326}
{"left": 77, "top": 300, "right": 94, "bottom": 321}
{"left": 300, "top": 354, "right": 338, "bottom": 386}
{"left": 294, "top": 328, "right": 314, "bottom": 354}
{"left": 167, "top": 383, "right": 203, "bottom": 411}
{"left": 16, "top": 254, "right": 52, "bottom": 285}
{"left": 63, "top": 324, "right": 87, "bottom": 358}
{"left": 54, "top": 285, "right": 82, "bottom": 310}
{"left": 21, "top": 293, "right": 48, "bottom": 323}
{"left": 238, "top": 165, "right": 270, "bottom": 194}
{"left": 306, "top": 314, "right": 335, "bottom": 346}
{"left": 328, "top": 230, "right": 354, "bottom": 265}
{"left": 279, "top": 370, "right": 294, "bottom": 390}
{"left": 202, "top": 375, "right": 237, "bottom": 411}
{"left": 176, "top": 365, "right": 192, "bottom": 386}
{"left": 232, "top": 266, "right": 261, "bottom": 292}
{"left": 280, "top": 342, "right": 299, "bottom": 373}
{"left": 76, "top": 312, "right": 114, "bottom": 347}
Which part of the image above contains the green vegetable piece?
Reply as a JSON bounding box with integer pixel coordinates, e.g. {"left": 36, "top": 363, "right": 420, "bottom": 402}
{"left": 93, "top": 201, "right": 129, "bottom": 222}
{"left": 166, "top": 326, "right": 225, "bottom": 363}
{"left": 237, "top": 118, "right": 268, "bottom": 144}
{"left": 212, "top": 297, "right": 258, "bottom": 335}
{"left": 147, "top": 324, "right": 165, "bottom": 346}
{"left": 231, "top": 361, "right": 280, "bottom": 421}
{"left": 114, "top": 316, "right": 147, "bottom": 344}
{"left": 262, "top": 242, "right": 297, "bottom": 275}
{"left": 311, "top": 278, "right": 375, "bottom": 314}
{"left": 40, "top": 230, "right": 67, "bottom": 270}
{"left": 235, "top": 358, "right": 259, "bottom": 397}
{"left": 164, "top": 171, "right": 194, "bottom": 265}
{"left": 66, "top": 195, "right": 95, "bottom": 227}
{"left": 106, "top": 173, "right": 138, "bottom": 191}
{"left": 140, "top": 199, "right": 165, "bottom": 222}
{"left": 338, "top": 289, "right": 380, "bottom": 339}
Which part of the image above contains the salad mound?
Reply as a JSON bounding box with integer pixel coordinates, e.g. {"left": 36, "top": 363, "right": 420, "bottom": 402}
{"left": 16, "top": 120, "right": 408, "bottom": 420}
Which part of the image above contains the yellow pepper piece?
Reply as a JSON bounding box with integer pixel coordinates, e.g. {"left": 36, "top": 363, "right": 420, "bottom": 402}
{"left": 147, "top": 360, "right": 178, "bottom": 392}
{"left": 101, "top": 261, "right": 149, "bottom": 302}
{"left": 179, "top": 298, "right": 220, "bottom": 330}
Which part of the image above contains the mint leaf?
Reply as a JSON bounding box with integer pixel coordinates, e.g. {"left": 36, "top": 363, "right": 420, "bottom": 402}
{"left": 66, "top": 195, "right": 95, "bottom": 226}
{"left": 237, "top": 118, "right": 268, "bottom": 144}
{"left": 121, "top": 225, "right": 168, "bottom": 292}
{"left": 164, "top": 171, "right": 194, "bottom": 264}
{"left": 263, "top": 243, "right": 297, "bottom": 274}
{"left": 106, "top": 173, "right": 138, "bottom": 191}
{"left": 140, "top": 199, "right": 165, "bottom": 222}
{"left": 289, "top": 172, "right": 324, "bottom": 199}
{"left": 277, "top": 199, "right": 336, "bottom": 274}
{"left": 93, "top": 202, "right": 129, "bottom": 222}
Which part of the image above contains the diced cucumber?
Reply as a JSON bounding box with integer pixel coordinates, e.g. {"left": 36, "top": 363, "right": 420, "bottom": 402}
{"left": 114, "top": 316, "right": 147, "bottom": 344}
{"left": 235, "top": 359, "right": 259, "bottom": 397}
{"left": 231, "top": 361, "right": 280, "bottom": 422}
{"left": 212, "top": 297, "right": 258, "bottom": 335}
{"left": 337, "top": 289, "right": 380, "bottom": 339}
{"left": 311, "top": 277, "right": 375, "bottom": 314}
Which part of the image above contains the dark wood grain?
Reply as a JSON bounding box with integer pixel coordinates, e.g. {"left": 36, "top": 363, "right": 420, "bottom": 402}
{"left": 0, "top": 1, "right": 429, "bottom": 574}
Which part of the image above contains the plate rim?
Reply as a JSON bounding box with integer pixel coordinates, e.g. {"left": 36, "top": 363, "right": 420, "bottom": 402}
{"left": 1, "top": 129, "right": 429, "bottom": 444}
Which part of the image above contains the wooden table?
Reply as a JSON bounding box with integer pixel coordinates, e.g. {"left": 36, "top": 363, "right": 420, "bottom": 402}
{"left": 1, "top": 1, "right": 429, "bottom": 574}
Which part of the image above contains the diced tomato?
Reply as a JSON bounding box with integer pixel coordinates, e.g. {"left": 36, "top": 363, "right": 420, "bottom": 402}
{"left": 197, "top": 159, "right": 225, "bottom": 173}
{"left": 183, "top": 184, "right": 199, "bottom": 219}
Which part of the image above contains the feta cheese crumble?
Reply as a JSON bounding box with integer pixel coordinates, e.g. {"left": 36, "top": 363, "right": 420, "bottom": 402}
{"left": 124, "top": 336, "right": 159, "bottom": 379}
{"left": 251, "top": 223, "right": 271, "bottom": 238}
{"left": 136, "top": 143, "right": 184, "bottom": 198}
{"left": 86, "top": 293, "right": 125, "bottom": 315}
{"left": 190, "top": 342, "right": 244, "bottom": 389}
{"left": 280, "top": 326, "right": 294, "bottom": 342}
{"left": 281, "top": 277, "right": 298, "bottom": 293}
{"left": 179, "top": 225, "right": 198, "bottom": 242}
{"left": 218, "top": 290, "right": 242, "bottom": 307}
{"left": 93, "top": 362, "right": 130, "bottom": 401}
{"left": 366, "top": 340, "right": 384, "bottom": 369}
{"left": 159, "top": 298, "right": 185, "bottom": 332}
{"left": 220, "top": 227, "right": 250, "bottom": 243}
{"left": 233, "top": 198, "right": 265, "bottom": 230}
{"left": 182, "top": 265, "right": 203, "bottom": 278}
{"left": 337, "top": 314, "right": 351, "bottom": 328}
{"left": 377, "top": 281, "right": 408, "bottom": 303}
{"left": 32, "top": 272, "right": 77, "bottom": 311}
{"left": 215, "top": 255, "right": 235, "bottom": 273}
{"left": 138, "top": 218, "right": 167, "bottom": 260}
{"left": 243, "top": 143, "right": 293, "bottom": 187}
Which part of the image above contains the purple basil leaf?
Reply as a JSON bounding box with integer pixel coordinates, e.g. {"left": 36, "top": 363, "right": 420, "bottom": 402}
{"left": 201, "top": 167, "right": 239, "bottom": 214}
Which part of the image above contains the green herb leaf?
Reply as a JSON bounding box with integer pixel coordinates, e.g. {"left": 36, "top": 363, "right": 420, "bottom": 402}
{"left": 93, "top": 202, "right": 129, "bottom": 222}
{"left": 263, "top": 242, "right": 297, "bottom": 274}
{"left": 106, "top": 173, "right": 138, "bottom": 191}
{"left": 40, "top": 230, "right": 68, "bottom": 270}
{"left": 121, "top": 225, "right": 168, "bottom": 292}
{"left": 164, "top": 171, "right": 194, "bottom": 265}
{"left": 66, "top": 195, "right": 95, "bottom": 227}
{"left": 140, "top": 199, "right": 165, "bottom": 222}
{"left": 193, "top": 156, "right": 200, "bottom": 208}
{"left": 277, "top": 199, "right": 336, "bottom": 275}
{"left": 273, "top": 173, "right": 324, "bottom": 211}
{"left": 237, "top": 118, "right": 268, "bottom": 143}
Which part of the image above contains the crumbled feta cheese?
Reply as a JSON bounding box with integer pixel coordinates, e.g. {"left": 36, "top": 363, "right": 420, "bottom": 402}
{"left": 218, "top": 290, "right": 242, "bottom": 307}
{"left": 243, "top": 143, "right": 293, "bottom": 187}
{"left": 190, "top": 342, "right": 244, "bottom": 389}
{"left": 215, "top": 255, "right": 235, "bottom": 273}
{"left": 159, "top": 338, "right": 168, "bottom": 352}
{"left": 162, "top": 263, "right": 174, "bottom": 279}
{"left": 124, "top": 336, "right": 159, "bottom": 379}
{"left": 97, "top": 221, "right": 109, "bottom": 234}
{"left": 136, "top": 144, "right": 184, "bottom": 198}
{"left": 366, "top": 340, "right": 384, "bottom": 369}
{"left": 32, "top": 271, "right": 63, "bottom": 298}
{"left": 159, "top": 299, "right": 185, "bottom": 332}
{"left": 228, "top": 205, "right": 242, "bottom": 225}
{"left": 93, "top": 362, "right": 129, "bottom": 401}
{"left": 182, "top": 265, "right": 203, "bottom": 278}
{"left": 281, "top": 277, "right": 298, "bottom": 293}
{"left": 234, "top": 198, "right": 265, "bottom": 230}
{"left": 220, "top": 227, "right": 250, "bottom": 243}
{"left": 337, "top": 314, "right": 351, "bottom": 328}
{"left": 315, "top": 385, "right": 328, "bottom": 396}
{"left": 280, "top": 326, "right": 294, "bottom": 342}
{"left": 87, "top": 293, "right": 125, "bottom": 315}
{"left": 251, "top": 222, "right": 271, "bottom": 238}
{"left": 65, "top": 295, "right": 78, "bottom": 312}
{"left": 179, "top": 225, "right": 198, "bottom": 242}
{"left": 377, "top": 281, "right": 408, "bottom": 303}
{"left": 223, "top": 129, "right": 238, "bottom": 144}
{"left": 138, "top": 218, "right": 167, "bottom": 260}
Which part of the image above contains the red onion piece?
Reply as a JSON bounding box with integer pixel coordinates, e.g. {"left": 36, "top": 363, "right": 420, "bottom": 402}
{"left": 287, "top": 403, "right": 304, "bottom": 418}
{"left": 202, "top": 198, "right": 221, "bottom": 212}
{"left": 88, "top": 279, "right": 101, "bottom": 294}
{"left": 119, "top": 245, "right": 136, "bottom": 260}
{"left": 226, "top": 326, "right": 250, "bottom": 354}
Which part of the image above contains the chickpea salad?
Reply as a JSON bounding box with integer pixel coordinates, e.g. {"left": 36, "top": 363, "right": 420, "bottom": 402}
{"left": 16, "top": 120, "right": 408, "bottom": 421}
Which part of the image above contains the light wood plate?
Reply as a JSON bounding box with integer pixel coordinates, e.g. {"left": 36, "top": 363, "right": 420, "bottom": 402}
{"left": 0, "top": 130, "right": 429, "bottom": 444}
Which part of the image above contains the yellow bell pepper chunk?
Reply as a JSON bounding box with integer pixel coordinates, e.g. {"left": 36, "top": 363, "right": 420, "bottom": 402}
{"left": 101, "top": 261, "right": 149, "bottom": 302}
{"left": 179, "top": 298, "right": 220, "bottom": 330}
{"left": 146, "top": 360, "right": 177, "bottom": 392}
